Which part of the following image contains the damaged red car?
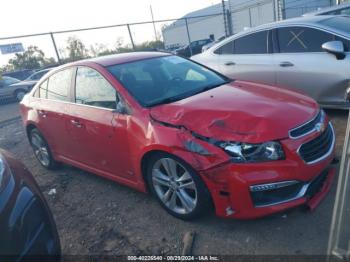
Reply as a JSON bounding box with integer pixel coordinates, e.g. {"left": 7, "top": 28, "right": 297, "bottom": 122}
{"left": 20, "top": 52, "right": 336, "bottom": 220}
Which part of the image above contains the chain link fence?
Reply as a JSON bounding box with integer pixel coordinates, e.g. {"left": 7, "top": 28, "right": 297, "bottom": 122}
{"left": 0, "top": 0, "right": 346, "bottom": 88}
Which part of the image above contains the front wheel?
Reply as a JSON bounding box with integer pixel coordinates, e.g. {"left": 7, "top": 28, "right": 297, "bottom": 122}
{"left": 146, "top": 152, "right": 211, "bottom": 220}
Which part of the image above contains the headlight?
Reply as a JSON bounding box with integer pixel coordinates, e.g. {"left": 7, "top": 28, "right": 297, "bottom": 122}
{"left": 0, "top": 155, "right": 11, "bottom": 192}
{"left": 217, "top": 141, "right": 285, "bottom": 163}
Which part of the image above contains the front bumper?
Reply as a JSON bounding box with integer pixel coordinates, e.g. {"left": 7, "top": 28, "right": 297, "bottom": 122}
{"left": 200, "top": 125, "right": 336, "bottom": 219}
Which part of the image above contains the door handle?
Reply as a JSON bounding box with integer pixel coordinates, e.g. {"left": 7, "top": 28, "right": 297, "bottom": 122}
{"left": 70, "top": 119, "right": 83, "bottom": 128}
{"left": 279, "top": 61, "right": 294, "bottom": 67}
{"left": 224, "top": 61, "right": 236, "bottom": 66}
{"left": 38, "top": 110, "right": 47, "bottom": 118}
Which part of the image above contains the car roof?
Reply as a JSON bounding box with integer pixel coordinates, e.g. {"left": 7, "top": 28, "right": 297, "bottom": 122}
{"left": 241, "top": 15, "right": 341, "bottom": 32}
{"left": 303, "top": 3, "right": 350, "bottom": 16}
{"left": 209, "top": 15, "right": 350, "bottom": 51}
{"left": 70, "top": 52, "right": 171, "bottom": 67}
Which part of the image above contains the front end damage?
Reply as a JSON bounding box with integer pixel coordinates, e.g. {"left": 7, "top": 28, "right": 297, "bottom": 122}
{"left": 149, "top": 112, "right": 336, "bottom": 219}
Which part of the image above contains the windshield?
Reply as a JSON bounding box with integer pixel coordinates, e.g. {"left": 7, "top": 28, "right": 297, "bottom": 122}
{"left": 320, "top": 16, "right": 350, "bottom": 34}
{"left": 107, "top": 55, "right": 228, "bottom": 107}
{"left": 26, "top": 70, "right": 47, "bottom": 81}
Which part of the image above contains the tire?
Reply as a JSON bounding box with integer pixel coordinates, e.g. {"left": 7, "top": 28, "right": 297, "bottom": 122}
{"left": 29, "top": 129, "right": 60, "bottom": 169}
{"left": 14, "top": 89, "right": 26, "bottom": 102}
{"left": 146, "top": 152, "right": 212, "bottom": 220}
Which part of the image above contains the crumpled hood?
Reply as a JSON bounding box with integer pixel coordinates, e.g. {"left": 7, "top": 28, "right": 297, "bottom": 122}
{"left": 150, "top": 81, "right": 319, "bottom": 143}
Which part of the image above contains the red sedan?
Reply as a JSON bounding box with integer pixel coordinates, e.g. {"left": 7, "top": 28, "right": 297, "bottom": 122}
{"left": 20, "top": 52, "right": 336, "bottom": 220}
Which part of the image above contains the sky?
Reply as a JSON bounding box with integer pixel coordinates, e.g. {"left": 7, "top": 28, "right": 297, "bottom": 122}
{"left": 0, "top": 0, "right": 221, "bottom": 66}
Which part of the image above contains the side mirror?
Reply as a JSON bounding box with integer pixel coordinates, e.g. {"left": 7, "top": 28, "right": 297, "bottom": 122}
{"left": 116, "top": 101, "right": 128, "bottom": 114}
{"left": 114, "top": 93, "right": 130, "bottom": 114}
{"left": 322, "top": 41, "right": 346, "bottom": 60}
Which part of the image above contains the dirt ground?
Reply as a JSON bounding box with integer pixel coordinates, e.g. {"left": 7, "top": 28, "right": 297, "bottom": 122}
{"left": 0, "top": 102, "right": 348, "bottom": 256}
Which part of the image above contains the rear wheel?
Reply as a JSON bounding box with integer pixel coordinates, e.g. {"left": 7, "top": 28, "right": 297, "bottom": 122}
{"left": 29, "top": 129, "right": 59, "bottom": 169}
{"left": 146, "top": 152, "right": 211, "bottom": 220}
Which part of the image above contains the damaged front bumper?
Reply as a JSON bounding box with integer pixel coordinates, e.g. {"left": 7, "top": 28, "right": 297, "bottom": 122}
{"left": 150, "top": 112, "right": 336, "bottom": 219}
{"left": 199, "top": 154, "right": 336, "bottom": 219}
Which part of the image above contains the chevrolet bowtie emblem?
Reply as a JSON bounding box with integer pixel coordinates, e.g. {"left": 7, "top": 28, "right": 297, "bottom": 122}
{"left": 315, "top": 122, "right": 325, "bottom": 133}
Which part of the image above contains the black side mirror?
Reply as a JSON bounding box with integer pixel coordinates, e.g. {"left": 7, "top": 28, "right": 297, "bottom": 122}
{"left": 322, "top": 41, "right": 346, "bottom": 60}
{"left": 114, "top": 93, "right": 130, "bottom": 114}
{"left": 116, "top": 101, "right": 128, "bottom": 114}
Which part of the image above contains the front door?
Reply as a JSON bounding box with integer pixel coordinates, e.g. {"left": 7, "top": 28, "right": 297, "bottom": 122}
{"left": 65, "top": 66, "right": 133, "bottom": 180}
{"left": 273, "top": 26, "right": 350, "bottom": 106}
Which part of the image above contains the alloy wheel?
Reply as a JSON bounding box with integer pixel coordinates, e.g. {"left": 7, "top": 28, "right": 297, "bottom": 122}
{"left": 151, "top": 158, "right": 198, "bottom": 215}
{"left": 31, "top": 133, "right": 50, "bottom": 167}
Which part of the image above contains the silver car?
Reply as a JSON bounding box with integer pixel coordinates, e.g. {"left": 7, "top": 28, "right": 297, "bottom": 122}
{"left": 0, "top": 69, "right": 52, "bottom": 101}
{"left": 304, "top": 3, "right": 350, "bottom": 16}
{"left": 0, "top": 76, "right": 23, "bottom": 101}
{"left": 192, "top": 15, "right": 350, "bottom": 109}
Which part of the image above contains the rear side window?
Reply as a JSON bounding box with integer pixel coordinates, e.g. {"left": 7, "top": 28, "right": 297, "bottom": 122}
{"left": 214, "top": 41, "right": 234, "bottom": 55}
{"left": 37, "top": 80, "right": 48, "bottom": 98}
{"left": 277, "top": 27, "right": 333, "bottom": 53}
{"left": 47, "top": 69, "right": 73, "bottom": 102}
{"left": 234, "top": 31, "right": 268, "bottom": 54}
{"left": 75, "top": 67, "right": 117, "bottom": 110}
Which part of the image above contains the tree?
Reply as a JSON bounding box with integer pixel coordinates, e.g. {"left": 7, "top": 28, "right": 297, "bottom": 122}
{"left": 6, "top": 46, "right": 54, "bottom": 71}
{"left": 0, "top": 64, "right": 14, "bottom": 73}
{"left": 89, "top": 43, "right": 117, "bottom": 57}
{"left": 135, "top": 40, "right": 164, "bottom": 51}
{"left": 63, "top": 36, "right": 89, "bottom": 62}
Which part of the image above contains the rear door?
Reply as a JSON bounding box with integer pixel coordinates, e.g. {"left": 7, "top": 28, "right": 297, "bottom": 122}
{"left": 272, "top": 26, "right": 350, "bottom": 106}
{"left": 65, "top": 66, "right": 133, "bottom": 180}
{"left": 217, "top": 30, "right": 276, "bottom": 85}
{"left": 34, "top": 68, "right": 74, "bottom": 157}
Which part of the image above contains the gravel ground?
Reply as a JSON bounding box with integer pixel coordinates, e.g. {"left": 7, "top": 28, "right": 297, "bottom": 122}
{"left": 0, "top": 101, "right": 20, "bottom": 122}
{"left": 0, "top": 103, "right": 348, "bottom": 256}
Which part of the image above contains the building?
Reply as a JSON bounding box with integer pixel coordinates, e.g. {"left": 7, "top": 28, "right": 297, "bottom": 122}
{"left": 162, "top": 0, "right": 342, "bottom": 50}
{"left": 283, "top": 0, "right": 336, "bottom": 18}
{"left": 162, "top": 2, "right": 228, "bottom": 50}
{"left": 228, "top": 0, "right": 335, "bottom": 34}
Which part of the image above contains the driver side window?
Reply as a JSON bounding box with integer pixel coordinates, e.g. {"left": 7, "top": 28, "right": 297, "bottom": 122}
{"left": 277, "top": 27, "right": 333, "bottom": 53}
{"left": 75, "top": 67, "right": 117, "bottom": 110}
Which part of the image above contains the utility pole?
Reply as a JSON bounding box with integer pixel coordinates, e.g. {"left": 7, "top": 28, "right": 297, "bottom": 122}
{"left": 222, "top": 0, "right": 228, "bottom": 37}
{"left": 185, "top": 18, "right": 192, "bottom": 57}
{"left": 50, "top": 32, "right": 61, "bottom": 64}
{"left": 150, "top": 5, "right": 158, "bottom": 41}
{"left": 127, "top": 24, "right": 135, "bottom": 50}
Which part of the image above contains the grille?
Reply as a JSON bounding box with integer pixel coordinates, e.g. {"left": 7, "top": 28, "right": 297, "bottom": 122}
{"left": 298, "top": 124, "right": 334, "bottom": 164}
{"left": 305, "top": 169, "right": 328, "bottom": 198}
{"left": 250, "top": 182, "right": 304, "bottom": 207}
{"left": 290, "top": 111, "right": 322, "bottom": 138}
